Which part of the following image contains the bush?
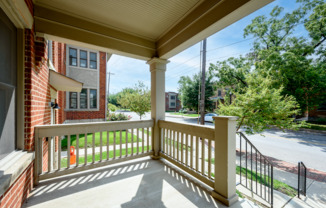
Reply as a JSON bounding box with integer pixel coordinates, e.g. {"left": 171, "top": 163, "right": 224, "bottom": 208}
{"left": 108, "top": 103, "right": 117, "bottom": 112}
{"left": 179, "top": 108, "right": 187, "bottom": 114}
{"left": 107, "top": 113, "right": 131, "bottom": 121}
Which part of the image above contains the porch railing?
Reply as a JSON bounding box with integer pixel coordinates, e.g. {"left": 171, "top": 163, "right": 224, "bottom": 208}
{"left": 298, "top": 161, "right": 307, "bottom": 198}
{"left": 158, "top": 120, "right": 215, "bottom": 188}
{"left": 34, "top": 119, "right": 153, "bottom": 183}
{"left": 237, "top": 132, "right": 274, "bottom": 207}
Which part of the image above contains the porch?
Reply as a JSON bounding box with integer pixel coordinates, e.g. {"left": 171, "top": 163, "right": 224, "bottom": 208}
{"left": 24, "top": 157, "right": 254, "bottom": 208}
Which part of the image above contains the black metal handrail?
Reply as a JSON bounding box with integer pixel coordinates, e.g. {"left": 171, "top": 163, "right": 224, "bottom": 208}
{"left": 237, "top": 132, "right": 274, "bottom": 207}
{"left": 298, "top": 161, "right": 307, "bottom": 198}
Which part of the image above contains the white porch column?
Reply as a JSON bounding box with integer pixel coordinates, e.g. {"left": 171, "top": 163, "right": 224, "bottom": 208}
{"left": 212, "top": 116, "right": 238, "bottom": 206}
{"left": 147, "top": 58, "right": 169, "bottom": 158}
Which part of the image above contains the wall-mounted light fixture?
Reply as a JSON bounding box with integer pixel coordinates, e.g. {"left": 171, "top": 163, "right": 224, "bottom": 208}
{"left": 51, "top": 102, "right": 60, "bottom": 110}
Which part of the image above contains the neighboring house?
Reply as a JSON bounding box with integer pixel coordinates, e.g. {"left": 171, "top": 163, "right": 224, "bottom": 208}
{"left": 49, "top": 42, "right": 108, "bottom": 124}
{"left": 210, "top": 87, "right": 235, "bottom": 109}
{"left": 165, "top": 92, "right": 181, "bottom": 112}
{"left": 308, "top": 101, "right": 326, "bottom": 120}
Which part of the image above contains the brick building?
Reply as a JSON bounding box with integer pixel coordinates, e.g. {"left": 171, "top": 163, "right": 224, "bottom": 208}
{"left": 165, "top": 92, "right": 181, "bottom": 112}
{"left": 54, "top": 43, "right": 108, "bottom": 124}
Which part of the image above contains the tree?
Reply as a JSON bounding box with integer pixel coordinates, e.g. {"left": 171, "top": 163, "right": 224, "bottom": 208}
{"left": 243, "top": 0, "right": 326, "bottom": 114}
{"left": 117, "top": 82, "right": 151, "bottom": 119}
{"left": 217, "top": 75, "right": 303, "bottom": 134}
{"left": 178, "top": 73, "right": 215, "bottom": 112}
{"left": 210, "top": 0, "right": 326, "bottom": 115}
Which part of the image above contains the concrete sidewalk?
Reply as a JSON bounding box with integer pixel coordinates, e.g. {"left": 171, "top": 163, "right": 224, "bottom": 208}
{"left": 236, "top": 154, "right": 326, "bottom": 208}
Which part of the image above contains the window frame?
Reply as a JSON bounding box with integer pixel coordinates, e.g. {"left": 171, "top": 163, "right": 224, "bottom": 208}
{"left": 69, "top": 48, "right": 77, "bottom": 66}
{"left": 69, "top": 92, "right": 78, "bottom": 109}
{"left": 89, "top": 89, "right": 97, "bottom": 109}
{"left": 79, "top": 88, "right": 88, "bottom": 109}
{"left": 79, "top": 50, "right": 88, "bottom": 68}
{"left": 89, "top": 52, "right": 97, "bottom": 69}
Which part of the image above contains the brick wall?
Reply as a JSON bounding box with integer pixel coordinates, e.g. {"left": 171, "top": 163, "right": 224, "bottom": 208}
{"left": 0, "top": 162, "right": 34, "bottom": 208}
{"left": 65, "top": 52, "right": 106, "bottom": 121}
{"left": 0, "top": 0, "right": 52, "bottom": 207}
{"left": 55, "top": 42, "right": 66, "bottom": 124}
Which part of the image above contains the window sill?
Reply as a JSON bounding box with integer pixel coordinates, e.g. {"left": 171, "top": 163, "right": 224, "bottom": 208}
{"left": 0, "top": 151, "right": 34, "bottom": 197}
{"left": 65, "top": 109, "right": 99, "bottom": 112}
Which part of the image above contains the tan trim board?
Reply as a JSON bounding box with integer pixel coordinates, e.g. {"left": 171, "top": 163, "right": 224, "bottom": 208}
{"left": 0, "top": 0, "right": 33, "bottom": 29}
{"left": 157, "top": 0, "right": 274, "bottom": 59}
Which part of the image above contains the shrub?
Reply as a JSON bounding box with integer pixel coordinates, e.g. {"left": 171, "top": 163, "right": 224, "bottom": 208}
{"left": 107, "top": 113, "right": 131, "bottom": 121}
{"left": 108, "top": 103, "right": 117, "bottom": 112}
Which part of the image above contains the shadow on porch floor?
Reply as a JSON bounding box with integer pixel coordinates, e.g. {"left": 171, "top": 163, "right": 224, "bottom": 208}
{"left": 23, "top": 157, "right": 255, "bottom": 208}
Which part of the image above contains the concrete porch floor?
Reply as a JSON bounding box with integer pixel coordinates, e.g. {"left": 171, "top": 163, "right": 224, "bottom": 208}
{"left": 23, "top": 157, "right": 257, "bottom": 208}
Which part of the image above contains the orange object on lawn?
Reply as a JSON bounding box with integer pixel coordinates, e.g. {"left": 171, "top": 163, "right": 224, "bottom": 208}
{"left": 70, "top": 146, "right": 76, "bottom": 165}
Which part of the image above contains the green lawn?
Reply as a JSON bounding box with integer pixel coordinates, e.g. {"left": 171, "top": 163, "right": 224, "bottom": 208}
{"left": 61, "top": 146, "right": 150, "bottom": 167}
{"left": 207, "top": 158, "right": 296, "bottom": 197}
{"left": 61, "top": 131, "right": 141, "bottom": 150}
{"left": 302, "top": 123, "right": 326, "bottom": 131}
{"left": 169, "top": 113, "right": 199, "bottom": 117}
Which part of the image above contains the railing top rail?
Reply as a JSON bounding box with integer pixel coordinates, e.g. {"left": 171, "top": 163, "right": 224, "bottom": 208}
{"left": 35, "top": 119, "right": 154, "bottom": 138}
{"left": 237, "top": 131, "right": 274, "bottom": 166}
{"left": 158, "top": 120, "right": 215, "bottom": 140}
{"left": 299, "top": 161, "right": 307, "bottom": 169}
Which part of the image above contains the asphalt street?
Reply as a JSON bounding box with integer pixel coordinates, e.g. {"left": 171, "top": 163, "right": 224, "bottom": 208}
{"left": 118, "top": 111, "right": 326, "bottom": 172}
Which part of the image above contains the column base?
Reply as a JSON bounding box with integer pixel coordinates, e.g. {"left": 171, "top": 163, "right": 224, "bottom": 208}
{"left": 150, "top": 155, "right": 161, "bottom": 160}
{"left": 211, "top": 191, "right": 238, "bottom": 207}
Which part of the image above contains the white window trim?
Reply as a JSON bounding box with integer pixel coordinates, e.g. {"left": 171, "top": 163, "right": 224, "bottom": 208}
{"left": 65, "top": 44, "right": 100, "bottom": 111}
{"left": 169, "top": 93, "right": 177, "bottom": 108}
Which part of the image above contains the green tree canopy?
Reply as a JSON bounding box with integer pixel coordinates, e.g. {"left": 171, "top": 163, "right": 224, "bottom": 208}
{"left": 210, "top": 0, "right": 326, "bottom": 115}
{"left": 117, "top": 82, "right": 151, "bottom": 119}
{"left": 178, "top": 72, "right": 215, "bottom": 112}
{"left": 217, "top": 75, "right": 303, "bottom": 134}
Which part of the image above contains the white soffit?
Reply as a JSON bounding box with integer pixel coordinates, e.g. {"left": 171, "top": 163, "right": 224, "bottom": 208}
{"left": 50, "top": 70, "right": 83, "bottom": 92}
{"left": 34, "top": 0, "right": 201, "bottom": 40}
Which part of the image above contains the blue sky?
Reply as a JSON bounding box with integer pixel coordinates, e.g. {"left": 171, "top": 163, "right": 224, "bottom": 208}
{"left": 107, "top": 0, "right": 302, "bottom": 94}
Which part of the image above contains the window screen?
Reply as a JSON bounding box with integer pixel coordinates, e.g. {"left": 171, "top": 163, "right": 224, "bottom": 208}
{"left": 69, "top": 48, "right": 77, "bottom": 66}
{"left": 0, "top": 8, "right": 17, "bottom": 160}
{"left": 80, "top": 89, "right": 88, "bottom": 109}
{"left": 80, "top": 50, "right": 87, "bottom": 68}
{"left": 90, "top": 89, "right": 97, "bottom": 109}
{"left": 69, "top": 92, "right": 77, "bottom": 109}
{"left": 90, "top": 52, "right": 97, "bottom": 69}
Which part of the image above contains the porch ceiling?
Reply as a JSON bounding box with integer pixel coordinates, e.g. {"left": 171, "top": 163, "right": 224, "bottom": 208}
{"left": 34, "top": 0, "right": 273, "bottom": 60}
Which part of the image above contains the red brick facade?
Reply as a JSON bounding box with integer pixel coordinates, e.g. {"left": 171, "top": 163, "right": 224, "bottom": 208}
{"left": 0, "top": 1, "right": 51, "bottom": 207}
{"left": 0, "top": 162, "right": 34, "bottom": 208}
{"left": 165, "top": 92, "right": 181, "bottom": 112}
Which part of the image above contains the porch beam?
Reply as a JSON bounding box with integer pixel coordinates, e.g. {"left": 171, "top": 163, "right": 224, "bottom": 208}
{"left": 157, "top": 0, "right": 273, "bottom": 59}
{"left": 147, "top": 58, "right": 169, "bottom": 158}
{"left": 34, "top": 5, "right": 156, "bottom": 60}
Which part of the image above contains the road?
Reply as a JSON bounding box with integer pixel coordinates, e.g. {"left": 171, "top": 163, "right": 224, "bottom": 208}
{"left": 118, "top": 111, "right": 326, "bottom": 172}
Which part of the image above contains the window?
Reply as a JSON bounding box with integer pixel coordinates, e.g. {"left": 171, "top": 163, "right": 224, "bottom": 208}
{"left": 90, "top": 52, "right": 97, "bottom": 69}
{"left": 80, "top": 50, "right": 87, "bottom": 68}
{"left": 170, "top": 95, "right": 176, "bottom": 100}
{"left": 80, "top": 89, "right": 88, "bottom": 109}
{"left": 0, "top": 9, "right": 16, "bottom": 159}
{"left": 218, "top": 90, "right": 221, "bottom": 96}
{"left": 69, "top": 48, "right": 77, "bottom": 66}
{"left": 318, "top": 102, "right": 326, "bottom": 111}
{"left": 90, "top": 89, "right": 97, "bottom": 109}
{"left": 170, "top": 102, "right": 176, "bottom": 107}
{"left": 69, "top": 92, "right": 77, "bottom": 109}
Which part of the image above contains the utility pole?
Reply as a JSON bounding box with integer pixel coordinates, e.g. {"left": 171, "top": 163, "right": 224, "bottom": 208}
{"left": 200, "top": 39, "right": 207, "bottom": 125}
{"left": 105, "top": 72, "right": 115, "bottom": 121}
